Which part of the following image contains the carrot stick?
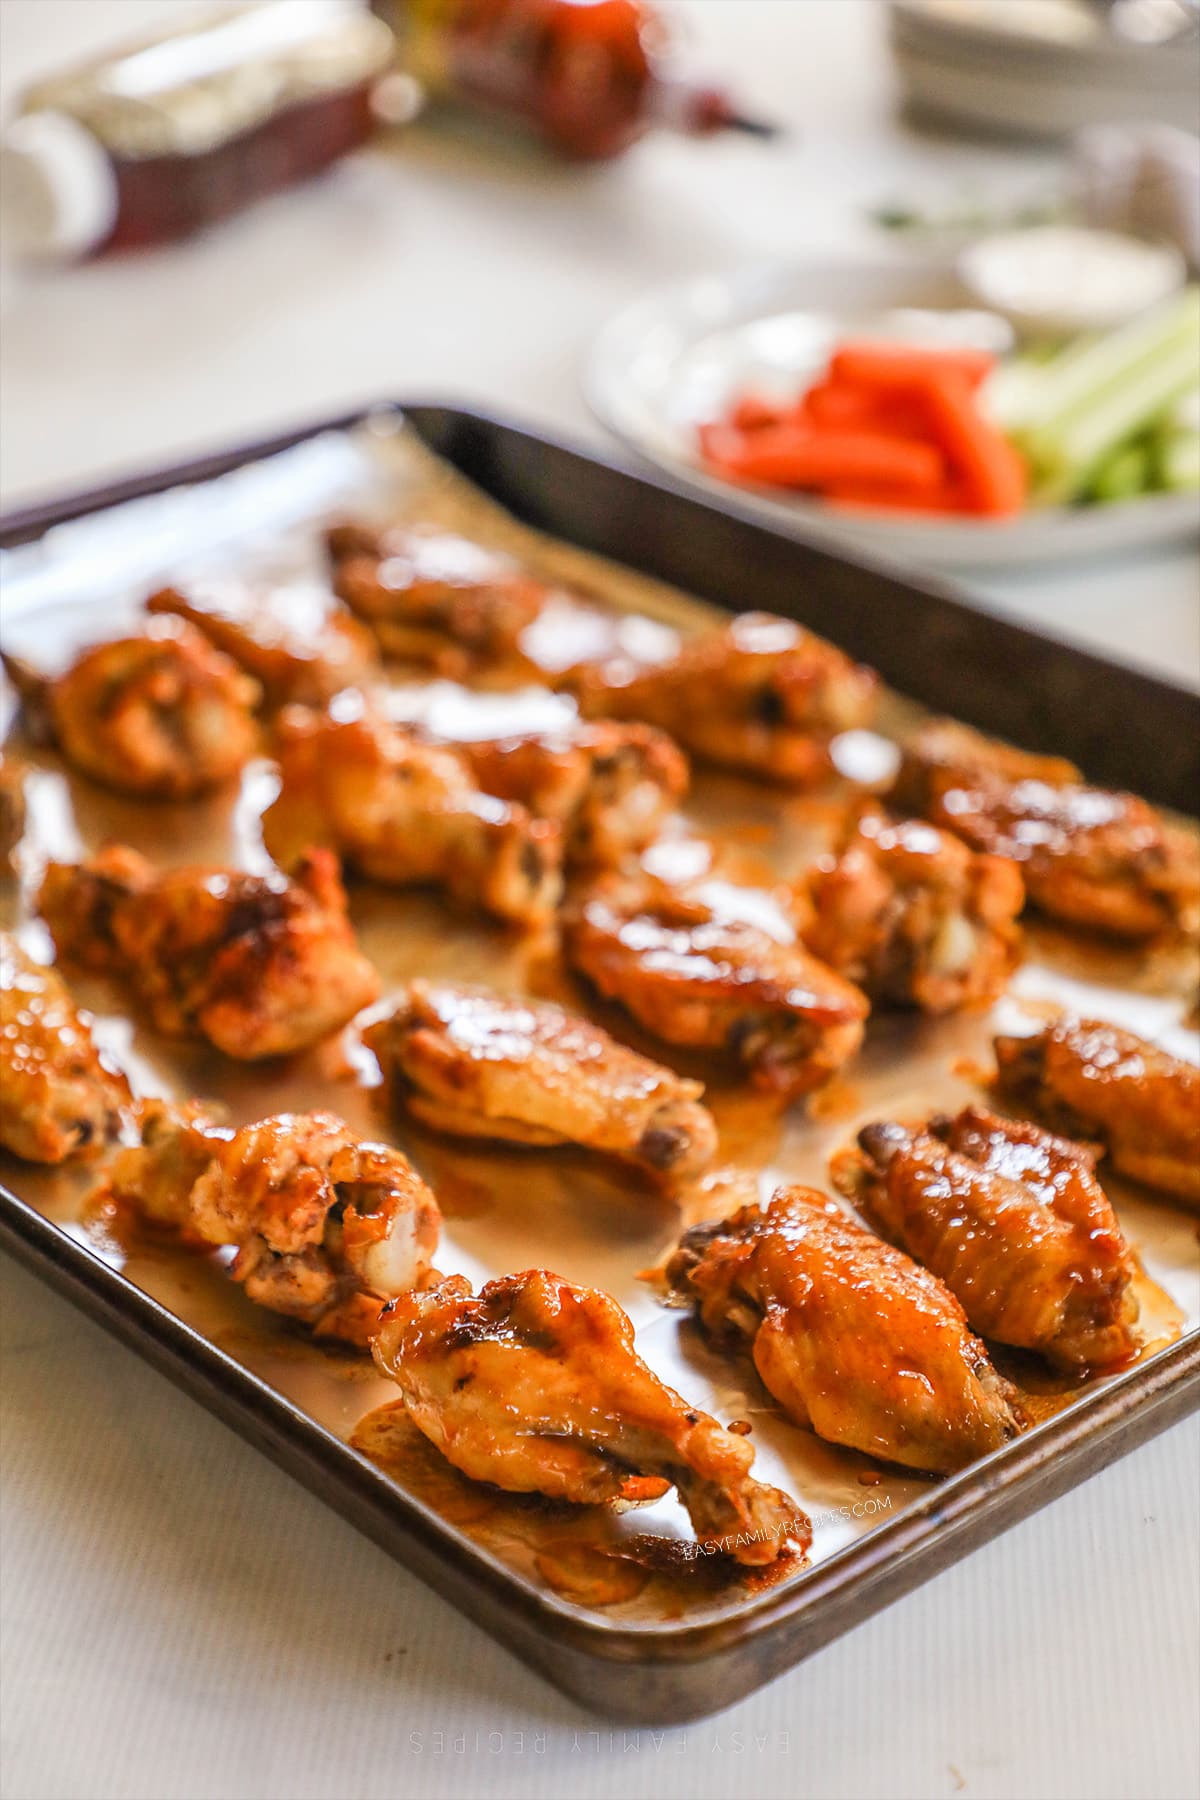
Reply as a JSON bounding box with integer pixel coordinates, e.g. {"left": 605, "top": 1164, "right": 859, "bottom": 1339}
{"left": 830, "top": 342, "right": 996, "bottom": 393}
{"left": 705, "top": 426, "right": 946, "bottom": 493}
{"left": 730, "top": 393, "right": 788, "bottom": 432}
{"left": 919, "top": 369, "right": 1027, "bottom": 515}
{"left": 804, "top": 381, "right": 930, "bottom": 436}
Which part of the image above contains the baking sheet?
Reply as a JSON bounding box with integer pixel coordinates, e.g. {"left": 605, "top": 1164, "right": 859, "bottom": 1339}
{"left": 2, "top": 414, "right": 1197, "bottom": 1632}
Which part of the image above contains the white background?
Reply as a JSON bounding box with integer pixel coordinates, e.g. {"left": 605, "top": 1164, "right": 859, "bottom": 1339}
{"left": 1, "top": 5, "right": 1198, "bottom": 1799}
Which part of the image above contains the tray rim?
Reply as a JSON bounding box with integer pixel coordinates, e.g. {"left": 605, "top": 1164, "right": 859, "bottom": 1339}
{"left": 2, "top": 399, "right": 1198, "bottom": 1719}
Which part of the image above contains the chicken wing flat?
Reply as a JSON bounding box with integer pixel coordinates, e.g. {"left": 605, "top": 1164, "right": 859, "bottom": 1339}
{"left": 893, "top": 719, "right": 1199, "bottom": 940}
{"left": 372, "top": 1269, "right": 807, "bottom": 1563}
{"left": 0, "top": 933, "right": 130, "bottom": 1163}
{"left": 112, "top": 1100, "right": 441, "bottom": 1344}
{"left": 326, "top": 521, "right": 550, "bottom": 675}
{"left": 146, "top": 576, "right": 378, "bottom": 707}
{"left": 0, "top": 753, "right": 26, "bottom": 871}
{"left": 3, "top": 619, "right": 260, "bottom": 799}
{"left": 799, "top": 807, "right": 1024, "bottom": 1013}
{"left": 668, "top": 1188, "right": 1020, "bottom": 1474}
{"left": 453, "top": 719, "right": 689, "bottom": 865}
{"left": 365, "top": 980, "right": 718, "bottom": 1182}
{"left": 262, "top": 704, "right": 563, "bottom": 927}
{"left": 564, "top": 875, "right": 868, "bottom": 1097}
{"left": 38, "top": 844, "right": 378, "bottom": 1059}
{"left": 994, "top": 1018, "right": 1200, "bottom": 1208}
{"left": 569, "top": 612, "right": 878, "bottom": 785}
{"left": 833, "top": 1106, "right": 1138, "bottom": 1372}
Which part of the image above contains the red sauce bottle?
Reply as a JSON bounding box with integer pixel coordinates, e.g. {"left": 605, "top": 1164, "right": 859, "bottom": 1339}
{"left": 0, "top": 2, "right": 398, "bottom": 259}
{"left": 375, "top": 0, "right": 775, "bottom": 160}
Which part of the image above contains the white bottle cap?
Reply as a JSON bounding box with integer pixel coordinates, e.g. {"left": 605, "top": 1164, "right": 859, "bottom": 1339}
{"left": 0, "top": 109, "right": 120, "bottom": 260}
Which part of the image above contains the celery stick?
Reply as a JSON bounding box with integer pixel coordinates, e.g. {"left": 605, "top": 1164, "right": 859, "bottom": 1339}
{"left": 1089, "top": 440, "right": 1151, "bottom": 503}
{"left": 1158, "top": 430, "right": 1200, "bottom": 492}
{"left": 1007, "top": 289, "right": 1199, "bottom": 443}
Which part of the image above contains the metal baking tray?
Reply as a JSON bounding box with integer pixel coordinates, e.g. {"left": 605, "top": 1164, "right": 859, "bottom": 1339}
{"left": 1, "top": 402, "right": 1198, "bottom": 1722}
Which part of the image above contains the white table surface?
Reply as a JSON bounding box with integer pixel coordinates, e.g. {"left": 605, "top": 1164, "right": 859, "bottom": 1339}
{"left": 1, "top": 6, "right": 1198, "bottom": 1799}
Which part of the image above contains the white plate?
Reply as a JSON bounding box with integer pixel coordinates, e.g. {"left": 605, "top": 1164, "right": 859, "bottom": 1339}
{"left": 583, "top": 260, "right": 1200, "bottom": 571}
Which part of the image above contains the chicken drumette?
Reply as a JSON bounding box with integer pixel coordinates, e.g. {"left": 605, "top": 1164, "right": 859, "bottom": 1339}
{"left": 262, "top": 704, "right": 563, "bottom": 927}
{"left": 3, "top": 620, "right": 260, "bottom": 799}
{"left": 833, "top": 1106, "right": 1138, "bottom": 1372}
{"left": 0, "top": 753, "right": 26, "bottom": 871}
{"left": 372, "top": 1269, "right": 807, "bottom": 1563}
{"left": 0, "top": 933, "right": 131, "bottom": 1163}
{"left": 798, "top": 807, "right": 1024, "bottom": 1013}
{"left": 452, "top": 719, "right": 689, "bottom": 865}
{"left": 365, "top": 980, "right": 718, "bottom": 1183}
{"left": 892, "top": 719, "right": 1199, "bottom": 941}
{"left": 326, "top": 521, "right": 550, "bottom": 675}
{"left": 112, "top": 1100, "right": 441, "bottom": 1344}
{"left": 994, "top": 1018, "right": 1200, "bottom": 1208}
{"left": 568, "top": 611, "right": 878, "bottom": 785}
{"left": 668, "top": 1188, "right": 1020, "bottom": 1474}
{"left": 38, "top": 844, "right": 378, "bottom": 1059}
{"left": 564, "top": 875, "right": 868, "bottom": 1098}
{"left": 147, "top": 576, "right": 378, "bottom": 708}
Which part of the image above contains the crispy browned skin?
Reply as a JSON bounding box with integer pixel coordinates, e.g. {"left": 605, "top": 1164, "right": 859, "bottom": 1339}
{"left": 668, "top": 1188, "right": 1020, "bottom": 1474}
{"left": 112, "top": 1100, "right": 441, "bottom": 1344}
{"left": 800, "top": 807, "right": 1024, "bottom": 1013}
{"left": 146, "top": 577, "right": 378, "bottom": 707}
{"left": 0, "top": 933, "right": 130, "bottom": 1163}
{"left": 38, "top": 844, "right": 378, "bottom": 1059}
{"left": 833, "top": 1106, "right": 1138, "bottom": 1372}
{"left": 568, "top": 612, "right": 878, "bottom": 785}
{"left": 453, "top": 719, "right": 689, "bottom": 865}
{"left": 366, "top": 980, "right": 718, "bottom": 1182}
{"left": 326, "top": 521, "right": 550, "bottom": 675}
{"left": 0, "top": 753, "right": 26, "bottom": 871}
{"left": 995, "top": 1018, "right": 1200, "bottom": 1208}
{"left": 262, "top": 704, "right": 563, "bottom": 927}
{"left": 564, "top": 875, "right": 868, "bottom": 1097}
{"left": 893, "top": 719, "right": 1199, "bottom": 940}
{"left": 3, "top": 621, "right": 260, "bottom": 799}
{"left": 373, "top": 1269, "right": 808, "bottom": 1564}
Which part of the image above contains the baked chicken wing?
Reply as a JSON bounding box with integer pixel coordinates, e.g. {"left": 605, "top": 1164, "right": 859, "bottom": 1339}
{"left": 668, "top": 1188, "right": 1020, "bottom": 1474}
{"left": 372, "top": 1269, "right": 807, "bottom": 1563}
{"left": 0, "top": 933, "right": 130, "bottom": 1163}
{"left": 453, "top": 719, "right": 688, "bottom": 864}
{"left": 112, "top": 1100, "right": 441, "bottom": 1344}
{"left": 799, "top": 807, "right": 1024, "bottom": 1013}
{"left": 38, "top": 844, "right": 378, "bottom": 1059}
{"left": 833, "top": 1106, "right": 1138, "bottom": 1372}
{"left": 0, "top": 753, "right": 26, "bottom": 871}
{"left": 569, "top": 612, "right": 878, "bottom": 784}
{"left": 262, "top": 704, "right": 563, "bottom": 927}
{"left": 365, "top": 980, "right": 718, "bottom": 1182}
{"left": 893, "top": 719, "right": 1199, "bottom": 941}
{"left": 994, "top": 1018, "right": 1200, "bottom": 1208}
{"left": 564, "top": 875, "right": 868, "bottom": 1097}
{"left": 3, "top": 620, "right": 260, "bottom": 799}
{"left": 147, "top": 576, "right": 378, "bottom": 707}
{"left": 326, "top": 521, "right": 550, "bottom": 675}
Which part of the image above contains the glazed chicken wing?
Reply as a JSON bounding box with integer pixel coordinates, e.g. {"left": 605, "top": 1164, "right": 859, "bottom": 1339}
{"left": 564, "top": 875, "right": 868, "bottom": 1097}
{"left": 326, "top": 521, "right": 550, "bottom": 675}
{"left": 799, "top": 807, "right": 1024, "bottom": 1013}
{"left": 0, "top": 753, "right": 26, "bottom": 871}
{"left": 365, "top": 980, "right": 718, "bottom": 1182}
{"left": 893, "top": 719, "right": 1199, "bottom": 940}
{"left": 372, "top": 1269, "right": 807, "bottom": 1563}
{"left": 995, "top": 1018, "right": 1200, "bottom": 1208}
{"left": 3, "top": 619, "right": 260, "bottom": 799}
{"left": 262, "top": 704, "right": 563, "bottom": 927}
{"left": 453, "top": 719, "right": 689, "bottom": 864}
{"left": 0, "top": 933, "right": 130, "bottom": 1163}
{"left": 569, "top": 612, "right": 878, "bottom": 785}
{"left": 38, "top": 844, "right": 378, "bottom": 1059}
{"left": 112, "top": 1100, "right": 441, "bottom": 1344}
{"left": 668, "top": 1188, "right": 1020, "bottom": 1474}
{"left": 147, "top": 576, "right": 378, "bottom": 708}
{"left": 833, "top": 1106, "right": 1138, "bottom": 1372}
